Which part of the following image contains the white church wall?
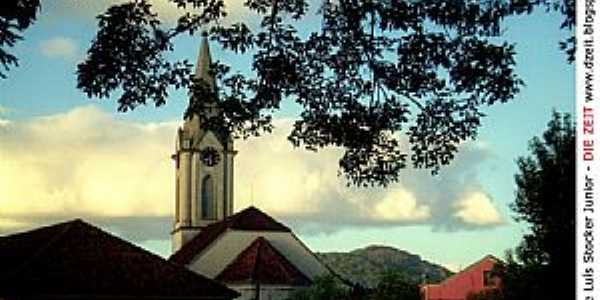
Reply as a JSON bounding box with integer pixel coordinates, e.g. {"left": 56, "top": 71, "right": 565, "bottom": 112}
{"left": 193, "top": 131, "right": 228, "bottom": 226}
{"left": 173, "top": 123, "right": 236, "bottom": 249}
{"left": 267, "top": 232, "right": 331, "bottom": 279}
{"left": 230, "top": 284, "right": 256, "bottom": 300}
{"left": 179, "top": 151, "right": 191, "bottom": 226}
{"left": 257, "top": 285, "right": 303, "bottom": 300}
{"left": 172, "top": 228, "right": 202, "bottom": 253}
{"left": 188, "top": 230, "right": 331, "bottom": 280}
{"left": 228, "top": 284, "right": 303, "bottom": 300}
{"left": 225, "top": 150, "right": 234, "bottom": 216}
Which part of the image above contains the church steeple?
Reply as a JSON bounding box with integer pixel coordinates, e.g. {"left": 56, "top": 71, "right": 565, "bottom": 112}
{"left": 194, "top": 33, "right": 216, "bottom": 90}
{"left": 171, "top": 36, "right": 236, "bottom": 253}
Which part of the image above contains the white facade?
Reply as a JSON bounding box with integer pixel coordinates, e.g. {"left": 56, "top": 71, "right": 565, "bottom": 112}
{"left": 229, "top": 284, "right": 305, "bottom": 300}
{"left": 187, "top": 230, "right": 331, "bottom": 280}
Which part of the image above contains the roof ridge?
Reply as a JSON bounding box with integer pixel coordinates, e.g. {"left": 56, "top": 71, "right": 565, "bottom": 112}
{"left": 432, "top": 254, "right": 501, "bottom": 286}
{"left": 216, "top": 236, "right": 311, "bottom": 285}
{"left": 288, "top": 232, "right": 355, "bottom": 287}
{"left": 169, "top": 206, "right": 290, "bottom": 265}
{"left": 103, "top": 226, "right": 238, "bottom": 297}
{"left": 0, "top": 219, "right": 240, "bottom": 298}
{"left": 250, "top": 237, "right": 264, "bottom": 284}
{"left": 87, "top": 221, "right": 240, "bottom": 298}
{"left": 0, "top": 218, "right": 82, "bottom": 238}
{"left": 169, "top": 221, "right": 229, "bottom": 264}
{"left": 6, "top": 219, "right": 79, "bottom": 280}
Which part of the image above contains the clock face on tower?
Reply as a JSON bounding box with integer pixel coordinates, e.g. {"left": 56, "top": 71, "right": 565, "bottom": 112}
{"left": 200, "top": 147, "right": 220, "bottom": 167}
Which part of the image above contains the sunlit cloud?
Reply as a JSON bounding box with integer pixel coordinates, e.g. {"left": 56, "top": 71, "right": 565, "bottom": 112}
{"left": 235, "top": 121, "right": 505, "bottom": 234}
{"left": 0, "top": 106, "right": 175, "bottom": 230}
{"left": 373, "top": 189, "right": 431, "bottom": 221}
{"left": 40, "top": 37, "right": 78, "bottom": 60}
{"left": 454, "top": 192, "right": 504, "bottom": 226}
{"left": 0, "top": 106, "right": 504, "bottom": 241}
{"left": 440, "top": 262, "right": 461, "bottom": 273}
{"left": 0, "top": 218, "right": 27, "bottom": 231}
{"left": 0, "top": 105, "right": 9, "bottom": 115}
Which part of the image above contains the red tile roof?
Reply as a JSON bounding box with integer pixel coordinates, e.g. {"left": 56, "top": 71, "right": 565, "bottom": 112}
{"left": 0, "top": 219, "right": 239, "bottom": 299}
{"left": 169, "top": 206, "right": 291, "bottom": 265}
{"left": 216, "top": 237, "right": 312, "bottom": 286}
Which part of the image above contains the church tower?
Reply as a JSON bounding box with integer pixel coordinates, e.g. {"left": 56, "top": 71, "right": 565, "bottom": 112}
{"left": 171, "top": 36, "right": 236, "bottom": 252}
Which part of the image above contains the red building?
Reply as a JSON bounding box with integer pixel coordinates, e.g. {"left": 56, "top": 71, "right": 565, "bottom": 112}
{"left": 421, "top": 255, "right": 501, "bottom": 300}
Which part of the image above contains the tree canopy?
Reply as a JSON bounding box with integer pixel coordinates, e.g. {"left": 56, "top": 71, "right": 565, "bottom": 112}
{"left": 286, "top": 272, "right": 421, "bottom": 300}
{"left": 0, "top": 0, "right": 575, "bottom": 187}
{"left": 0, "top": 0, "right": 40, "bottom": 79}
{"left": 478, "top": 111, "right": 575, "bottom": 300}
{"left": 510, "top": 111, "right": 574, "bottom": 298}
{"left": 370, "top": 271, "right": 420, "bottom": 300}
{"left": 286, "top": 276, "right": 350, "bottom": 300}
{"left": 513, "top": 111, "right": 575, "bottom": 267}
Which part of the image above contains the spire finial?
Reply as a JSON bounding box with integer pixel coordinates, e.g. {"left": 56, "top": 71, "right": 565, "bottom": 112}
{"left": 194, "top": 33, "right": 216, "bottom": 90}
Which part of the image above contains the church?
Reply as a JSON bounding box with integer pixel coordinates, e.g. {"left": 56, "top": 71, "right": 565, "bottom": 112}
{"left": 167, "top": 36, "right": 334, "bottom": 300}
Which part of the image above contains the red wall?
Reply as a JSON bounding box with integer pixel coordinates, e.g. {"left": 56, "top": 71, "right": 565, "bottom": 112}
{"left": 421, "top": 256, "right": 499, "bottom": 300}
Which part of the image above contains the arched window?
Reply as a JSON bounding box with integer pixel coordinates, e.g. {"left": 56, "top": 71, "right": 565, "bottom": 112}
{"left": 201, "top": 175, "right": 215, "bottom": 219}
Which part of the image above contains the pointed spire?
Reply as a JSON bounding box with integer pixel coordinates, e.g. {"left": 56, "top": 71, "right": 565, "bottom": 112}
{"left": 194, "top": 32, "right": 216, "bottom": 90}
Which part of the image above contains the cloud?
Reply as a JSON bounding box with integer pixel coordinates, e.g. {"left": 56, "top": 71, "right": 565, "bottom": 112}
{"left": 234, "top": 120, "right": 505, "bottom": 234}
{"left": 454, "top": 192, "right": 503, "bottom": 226}
{"left": 373, "top": 190, "right": 431, "bottom": 221}
{"left": 0, "top": 106, "right": 11, "bottom": 127}
{"left": 0, "top": 106, "right": 504, "bottom": 241}
{"left": 0, "top": 105, "right": 9, "bottom": 115}
{"left": 440, "top": 262, "right": 461, "bottom": 273}
{"left": 0, "top": 106, "right": 176, "bottom": 240}
{"left": 40, "top": 37, "right": 78, "bottom": 60}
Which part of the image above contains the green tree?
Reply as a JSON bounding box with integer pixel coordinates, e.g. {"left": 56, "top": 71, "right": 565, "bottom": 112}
{"left": 371, "top": 271, "right": 420, "bottom": 300}
{"left": 492, "top": 111, "right": 575, "bottom": 300}
{"left": 1, "top": 0, "right": 575, "bottom": 187}
{"left": 287, "top": 276, "right": 350, "bottom": 300}
{"left": 513, "top": 112, "right": 575, "bottom": 268}
{"left": 0, "top": 0, "right": 40, "bottom": 78}
{"left": 466, "top": 288, "right": 503, "bottom": 300}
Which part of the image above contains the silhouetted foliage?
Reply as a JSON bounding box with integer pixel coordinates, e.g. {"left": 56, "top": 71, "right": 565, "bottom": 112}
{"left": 286, "top": 272, "right": 422, "bottom": 300}
{"left": 513, "top": 112, "right": 575, "bottom": 268}
{"left": 286, "top": 276, "right": 350, "bottom": 300}
{"left": 485, "top": 250, "right": 549, "bottom": 300}
{"left": 484, "top": 111, "right": 575, "bottom": 300}
{"left": 513, "top": 111, "right": 574, "bottom": 298}
{"left": 0, "top": 0, "right": 40, "bottom": 78}
{"left": 466, "top": 287, "right": 503, "bottom": 300}
{"left": 0, "top": 0, "right": 574, "bottom": 187}
{"left": 371, "top": 271, "right": 420, "bottom": 300}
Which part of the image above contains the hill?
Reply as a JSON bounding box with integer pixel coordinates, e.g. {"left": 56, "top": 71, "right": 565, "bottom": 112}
{"left": 317, "top": 245, "right": 452, "bottom": 288}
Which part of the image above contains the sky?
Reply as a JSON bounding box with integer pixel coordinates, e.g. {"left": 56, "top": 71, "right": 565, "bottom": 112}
{"left": 0, "top": 1, "right": 574, "bottom": 272}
